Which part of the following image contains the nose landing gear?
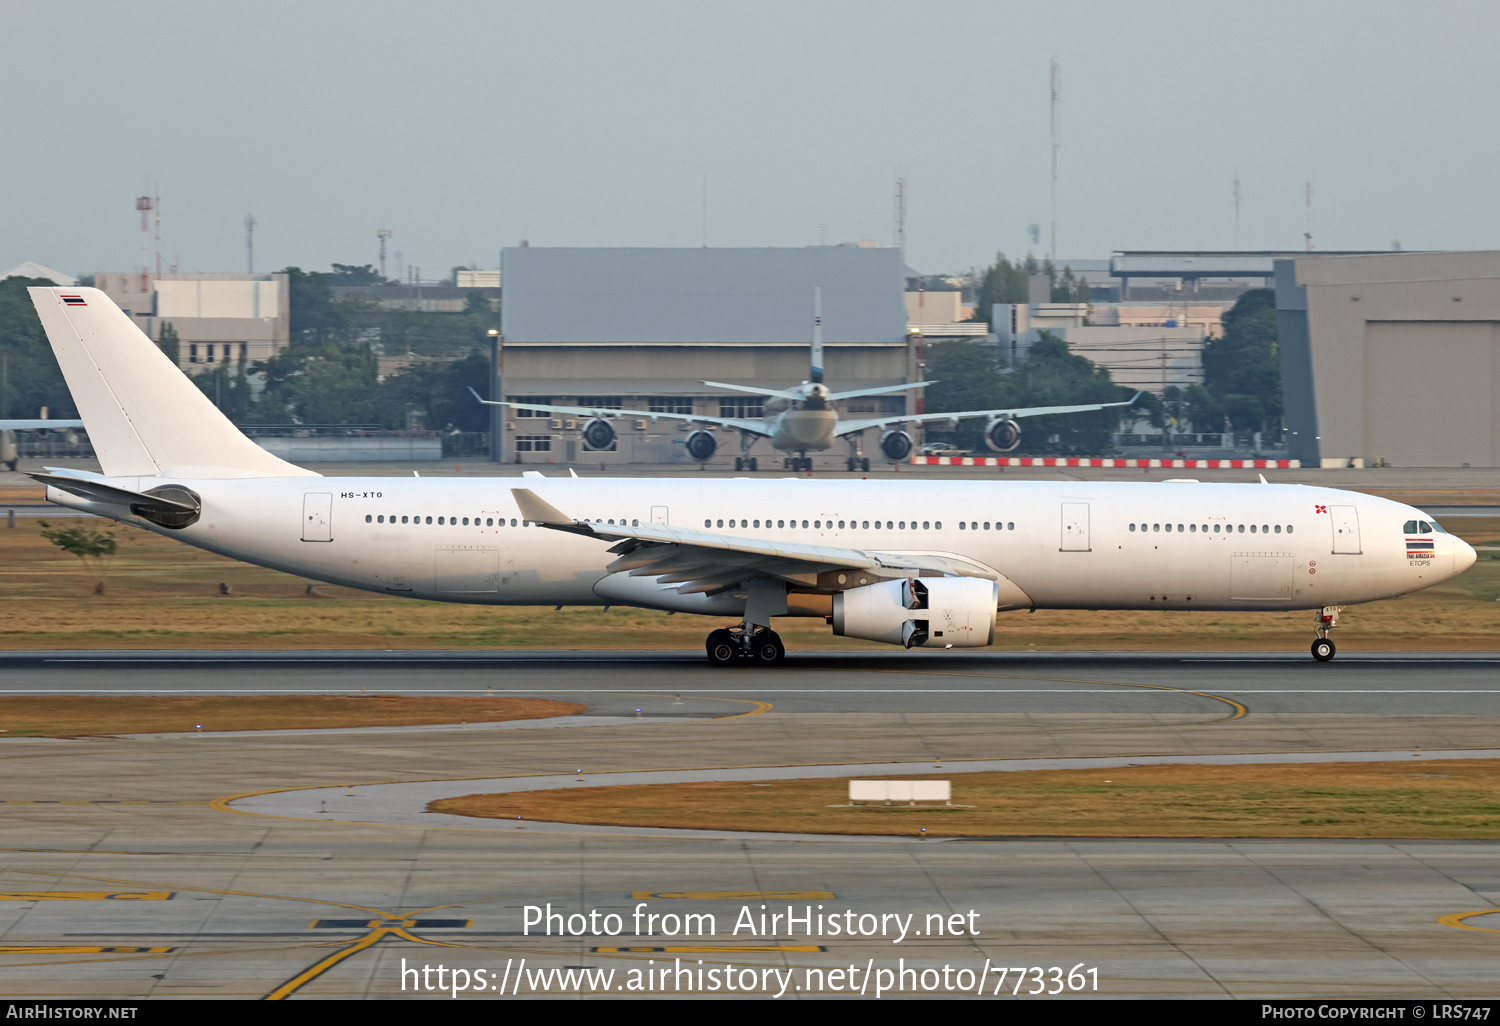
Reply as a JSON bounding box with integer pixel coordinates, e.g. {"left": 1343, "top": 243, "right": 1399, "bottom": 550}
{"left": 705, "top": 625, "right": 785, "bottom": 666}
{"left": 1311, "top": 606, "right": 1341, "bottom": 661}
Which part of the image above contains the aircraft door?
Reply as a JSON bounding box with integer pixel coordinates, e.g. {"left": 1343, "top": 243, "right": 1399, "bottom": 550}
{"left": 1330, "top": 505, "right": 1361, "bottom": 553}
{"left": 651, "top": 506, "right": 669, "bottom": 525}
{"left": 1061, "top": 502, "right": 1090, "bottom": 551}
{"left": 302, "top": 493, "right": 333, "bottom": 542}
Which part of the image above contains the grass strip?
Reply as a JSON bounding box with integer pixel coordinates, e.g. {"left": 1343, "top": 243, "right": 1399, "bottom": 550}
{"left": 0, "top": 695, "right": 583, "bottom": 737}
{"left": 431, "top": 759, "right": 1500, "bottom": 839}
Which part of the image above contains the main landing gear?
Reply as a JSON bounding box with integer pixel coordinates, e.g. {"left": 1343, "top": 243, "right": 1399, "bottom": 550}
{"left": 705, "top": 626, "right": 785, "bottom": 667}
{"left": 733, "top": 456, "right": 759, "bottom": 471}
{"left": 1311, "top": 605, "right": 1341, "bottom": 662}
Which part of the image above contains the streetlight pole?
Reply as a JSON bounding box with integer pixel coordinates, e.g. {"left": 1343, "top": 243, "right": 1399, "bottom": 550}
{"left": 487, "top": 329, "right": 503, "bottom": 463}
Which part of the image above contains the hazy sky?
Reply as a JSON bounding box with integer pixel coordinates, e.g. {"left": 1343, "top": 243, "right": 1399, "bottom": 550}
{"left": 4, "top": 0, "right": 1498, "bottom": 280}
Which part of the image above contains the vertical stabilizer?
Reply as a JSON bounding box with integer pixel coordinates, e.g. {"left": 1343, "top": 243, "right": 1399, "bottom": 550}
{"left": 27, "top": 287, "right": 317, "bottom": 478}
{"left": 810, "top": 286, "right": 824, "bottom": 384}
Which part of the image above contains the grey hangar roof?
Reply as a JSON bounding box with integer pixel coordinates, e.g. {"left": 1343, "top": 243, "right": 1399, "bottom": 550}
{"left": 499, "top": 247, "right": 908, "bottom": 345}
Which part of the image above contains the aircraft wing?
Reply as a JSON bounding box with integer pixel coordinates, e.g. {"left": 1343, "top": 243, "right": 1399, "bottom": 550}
{"left": 835, "top": 394, "right": 1141, "bottom": 438}
{"left": 0, "top": 419, "right": 85, "bottom": 430}
{"left": 824, "top": 381, "right": 932, "bottom": 402}
{"left": 512, "top": 487, "right": 997, "bottom": 594}
{"left": 699, "top": 380, "right": 805, "bottom": 402}
{"left": 467, "top": 389, "right": 769, "bottom": 437}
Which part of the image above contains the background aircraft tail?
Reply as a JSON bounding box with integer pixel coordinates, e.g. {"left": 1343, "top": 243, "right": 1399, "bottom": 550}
{"left": 27, "top": 287, "right": 317, "bottom": 479}
{"left": 810, "top": 286, "right": 823, "bottom": 384}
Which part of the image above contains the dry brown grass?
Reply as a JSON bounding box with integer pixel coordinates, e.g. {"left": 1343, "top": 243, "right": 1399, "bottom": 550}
{"left": 432, "top": 760, "right": 1500, "bottom": 839}
{"left": 0, "top": 695, "right": 583, "bottom": 737}
{"left": 0, "top": 517, "right": 1497, "bottom": 650}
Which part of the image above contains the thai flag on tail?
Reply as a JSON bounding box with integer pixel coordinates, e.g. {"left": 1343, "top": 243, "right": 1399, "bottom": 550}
{"left": 61, "top": 295, "right": 86, "bottom": 306}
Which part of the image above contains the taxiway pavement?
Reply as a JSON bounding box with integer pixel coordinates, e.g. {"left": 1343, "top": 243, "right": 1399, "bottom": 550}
{"left": 2, "top": 650, "right": 1500, "bottom": 999}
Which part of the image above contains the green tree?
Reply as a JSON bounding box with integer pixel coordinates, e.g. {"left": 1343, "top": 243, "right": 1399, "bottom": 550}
{"left": 0, "top": 276, "right": 76, "bottom": 420}
{"left": 1201, "top": 288, "right": 1281, "bottom": 433}
{"left": 37, "top": 519, "right": 118, "bottom": 595}
{"left": 280, "top": 267, "right": 346, "bottom": 347}
{"left": 157, "top": 322, "right": 181, "bottom": 365}
{"left": 971, "top": 254, "right": 1029, "bottom": 324}
{"left": 381, "top": 351, "right": 493, "bottom": 433}
{"left": 328, "top": 264, "right": 387, "bottom": 286}
{"left": 924, "top": 332, "right": 1134, "bottom": 453}
{"left": 189, "top": 346, "right": 257, "bottom": 422}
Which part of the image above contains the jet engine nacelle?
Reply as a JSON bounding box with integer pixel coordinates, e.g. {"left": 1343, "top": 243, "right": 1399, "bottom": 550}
{"left": 685, "top": 429, "right": 717, "bottom": 462}
{"left": 832, "top": 577, "right": 998, "bottom": 648}
{"left": 581, "top": 417, "right": 616, "bottom": 451}
{"left": 984, "top": 417, "right": 1021, "bottom": 453}
{"left": 879, "top": 429, "right": 913, "bottom": 462}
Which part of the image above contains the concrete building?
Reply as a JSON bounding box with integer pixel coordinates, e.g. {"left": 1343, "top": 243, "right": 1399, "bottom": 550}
{"left": 1276, "top": 251, "right": 1500, "bottom": 468}
{"left": 94, "top": 272, "right": 289, "bottom": 370}
{"left": 495, "top": 246, "right": 912, "bottom": 464}
{"left": 992, "top": 301, "right": 1206, "bottom": 395}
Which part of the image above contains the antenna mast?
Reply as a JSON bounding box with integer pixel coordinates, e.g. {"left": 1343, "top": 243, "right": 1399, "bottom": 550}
{"left": 1049, "top": 58, "right": 1060, "bottom": 264}
{"left": 377, "top": 228, "right": 392, "bottom": 279}
{"left": 244, "top": 213, "right": 257, "bottom": 273}
{"left": 1233, "top": 171, "right": 1241, "bottom": 249}
{"left": 135, "top": 194, "right": 153, "bottom": 293}
{"left": 153, "top": 184, "right": 162, "bottom": 280}
{"left": 1303, "top": 181, "right": 1313, "bottom": 251}
{"left": 894, "top": 172, "right": 907, "bottom": 252}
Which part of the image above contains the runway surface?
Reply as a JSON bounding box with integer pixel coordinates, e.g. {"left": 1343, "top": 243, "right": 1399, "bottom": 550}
{"left": 6, "top": 649, "right": 1500, "bottom": 717}
{"left": 3, "top": 649, "right": 1500, "bottom": 999}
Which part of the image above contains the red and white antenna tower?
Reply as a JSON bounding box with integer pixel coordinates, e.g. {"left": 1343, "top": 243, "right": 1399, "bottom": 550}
{"left": 135, "top": 194, "right": 153, "bottom": 292}
{"left": 378, "top": 228, "right": 392, "bottom": 279}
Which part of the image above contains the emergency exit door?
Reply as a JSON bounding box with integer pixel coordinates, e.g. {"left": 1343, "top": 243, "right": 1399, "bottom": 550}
{"left": 651, "top": 506, "right": 669, "bottom": 525}
{"left": 1061, "top": 502, "right": 1090, "bottom": 551}
{"left": 302, "top": 493, "right": 332, "bottom": 542}
{"left": 1330, "top": 505, "right": 1361, "bottom": 553}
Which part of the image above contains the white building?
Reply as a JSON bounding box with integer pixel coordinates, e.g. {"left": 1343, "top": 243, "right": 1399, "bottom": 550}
{"left": 94, "top": 272, "right": 290, "bottom": 370}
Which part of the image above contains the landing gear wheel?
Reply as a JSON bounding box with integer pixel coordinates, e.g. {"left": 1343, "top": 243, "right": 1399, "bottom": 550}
{"left": 747, "top": 457, "right": 757, "bottom": 471}
{"left": 1311, "top": 638, "right": 1336, "bottom": 662}
{"left": 861, "top": 458, "right": 870, "bottom": 472}
{"left": 751, "top": 631, "right": 785, "bottom": 666}
{"left": 733, "top": 457, "right": 743, "bottom": 471}
{"left": 707, "top": 629, "right": 738, "bottom": 666}
{"left": 845, "top": 458, "right": 856, "bottom": 472}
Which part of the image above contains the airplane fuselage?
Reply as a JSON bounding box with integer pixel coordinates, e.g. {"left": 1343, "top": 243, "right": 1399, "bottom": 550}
{"left": 48, "top": 476, "right": 1471, "bottom": 620}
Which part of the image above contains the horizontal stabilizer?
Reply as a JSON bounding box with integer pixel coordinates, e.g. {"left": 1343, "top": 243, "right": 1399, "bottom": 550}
{"left": 30, "top": 473, "right": 197, "bottom": 512}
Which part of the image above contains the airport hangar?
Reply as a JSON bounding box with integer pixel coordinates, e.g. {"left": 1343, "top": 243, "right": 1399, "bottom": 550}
{"left": 1277, "top": 250, "right": 1500, "bottom": 468}
{"left": 489, "top": 246, "right": 917, "bottom": 465}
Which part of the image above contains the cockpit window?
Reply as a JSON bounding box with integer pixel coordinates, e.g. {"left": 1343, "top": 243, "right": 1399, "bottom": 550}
{"left": 1430, "top": 520, "right": 1448, "bottom": 534}
{"left": 1404, "top": 519, "right": 1446, "bottom": 534}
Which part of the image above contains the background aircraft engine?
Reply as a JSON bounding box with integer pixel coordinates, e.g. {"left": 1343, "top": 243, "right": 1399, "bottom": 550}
{"left": 984, "top": 417, "right": 1022, "bottom": 452}
{"left": 832, "top": 577, "right": 998, "bottom": 648}
{"left": 684, "top": 430, "right": 717, "bottom": 462}
{"left": 581, "top": 418, "right": 616, "bottom": 451}
{"left": 879, "top": 429, "right": 913, "bottom": 462}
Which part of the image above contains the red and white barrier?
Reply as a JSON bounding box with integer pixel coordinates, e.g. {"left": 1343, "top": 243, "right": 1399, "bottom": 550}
{"left": 911, "top": 456, "right": 1301, "bottom": 469}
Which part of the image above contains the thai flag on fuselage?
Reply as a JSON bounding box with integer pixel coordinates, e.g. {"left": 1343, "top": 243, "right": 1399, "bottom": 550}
{"left": 61, "top": 295, "right": 86, "bottom": 306}
{"left": 1406, "top": 537, "right": 1435, "bottom": 556}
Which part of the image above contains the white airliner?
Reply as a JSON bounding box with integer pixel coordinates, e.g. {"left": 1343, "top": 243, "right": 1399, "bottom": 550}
{"left": 479, "top": 288, "right": 1138, "bottom": 471}
{"left": 25, "top": 286, "right": 1476, "bottom": 665}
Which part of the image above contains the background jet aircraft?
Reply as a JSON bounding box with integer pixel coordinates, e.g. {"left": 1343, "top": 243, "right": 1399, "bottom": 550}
{"left": 0, "top": 418, "right": 85, "bottom": 472}
{"left": 477, "top": 289, "right": 1138, "bottom": 471}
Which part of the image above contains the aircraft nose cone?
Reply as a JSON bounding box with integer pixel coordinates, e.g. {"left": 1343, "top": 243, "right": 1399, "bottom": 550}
{"left": 1454, "top": 537, "right": 1478, "bottom": 575}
